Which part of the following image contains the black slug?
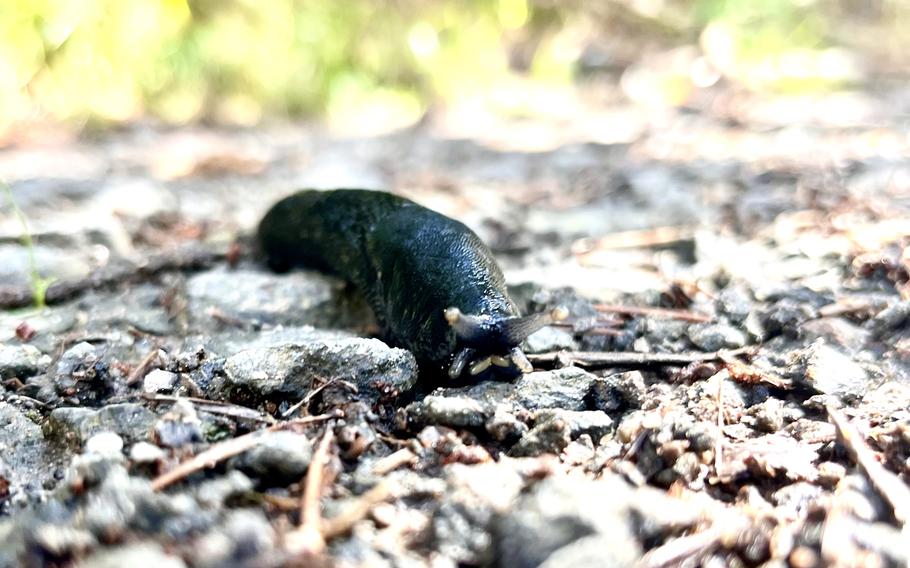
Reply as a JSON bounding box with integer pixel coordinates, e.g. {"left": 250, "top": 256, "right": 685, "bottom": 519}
{"left": 257, "top": 189, "right": 565, "bottom": 379}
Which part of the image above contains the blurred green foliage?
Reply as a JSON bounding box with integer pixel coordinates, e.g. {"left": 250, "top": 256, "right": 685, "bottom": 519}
{"left": 1, "top": 0, "right": 540, "bottom": 130}
{"left": 0, "top": 0, "right": 906, "bottom": 133}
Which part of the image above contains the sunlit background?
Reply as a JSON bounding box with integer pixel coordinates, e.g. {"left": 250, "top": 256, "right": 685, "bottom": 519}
{"left": 1, "top": 0, "right": 908, "bottom": 141}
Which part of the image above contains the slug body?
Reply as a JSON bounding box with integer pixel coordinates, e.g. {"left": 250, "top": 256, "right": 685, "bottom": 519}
{"left": 258, "top": 189, "right": 562, "bottom": 379}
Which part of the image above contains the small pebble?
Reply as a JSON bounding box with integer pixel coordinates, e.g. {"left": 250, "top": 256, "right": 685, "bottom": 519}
{"left": 816, "top": 461, "right": 846, "bottom": 488}
{"left": 129, "top": 442, "right": 166, "bottom": 464}
{"left": 143, "top": 369, "right": 179, "bottom": 393}
{"left": 689, "top": 323, "right": 748, "bottom": 351}
{"left": 84, "top": 432, "right": 124, "bottom": 457}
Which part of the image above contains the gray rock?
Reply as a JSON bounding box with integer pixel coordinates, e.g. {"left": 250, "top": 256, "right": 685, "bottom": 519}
{"left": 403, "top": 367, "right": 597, "bottom": 433}
{"left": 405, "top": 395, "right": 491, "bottom": 430}
{"left": 80, "top": 543, "right": 187, "bottom": 568}
{"left": 772, "top": 481, "right": 823, "bottom": 515}
{"left": 688, "top": 323, "right": 748, "bottom": 351}
{"left": 762, "top": 299, "right": 817, "bottom": 337}
{"left": 0, "top": 402, "right": 53, "bottom": 512}
{"left": 791, "top": 340, "right": 869, "bottom": 401}
{"left": 74, "top": 465, "right": 210, "bottom": 540}
{"left": 715, "top": 286, "right": 753, "bottom": 324}
{"left": 232, "top": 431, "right": 313, "bottom": 486}
{"left": 191, "top": 509, "right": 278, "bottom": 568}
{"left": 202, "top": 325, "right": 352, "bottom": 357}
{"left": 494, "top": 475, "right": 642, "bottom": 568}
{"left": 495, "top": 472, "right": 709, "bottom": 567}
{"left": 80, "top": 284, "right": 177, "bottom": 337}
{"left": 143, "top": 369, "right": 179, "bottom": 393}
{"left": 539, "top": 409, "right": 613, "bottom": 440}
{"left": 511, "top": 410, "right": 612, "bottom": 456}
{"left": 512, "top": 367, "right": 596, "bottom": 411}
{"left": 0, "top": 519, "right": 21, "bottom": 567}
{"left": 538, "top": 534, "right": 640, "bottom": 568}
{"left": 592, "top": 370, "right": 647, "bottom": 412}
{"left": 0, "top": 344, "right": 49, "bottom": 379}
{"left": 868, "top": 301, "right": 910, "bottom": 338}
{"left": 485, "top": 405, "right": 529, "bottom": 442}
{"left": 743, "top": 311, "right": 767, "bottom": 341}
{"left": 0, "top": 243, "right": 92, "bottom": 289}
{"left": 523, "top": 327, "right": 577, "bottom": 353}
{"left": 153, "top": 399, "right": 203, "bottom": 449}
{"left": 129, "top": 442, "right": 166, "bottom": 464}
{"left": 55, "top": 342, "right": 98, "bottom": 376}
{"left": 0, "top": 307, "right": 78, "bottom": 351}
{"left": 223, "top": 338, "right": 418, "bottom": 404}
{"left": 800, "top": 317, "right": 871, "bottom": 352}
{"left": 186, "top": 268, "right": 370, "bottom": 329}
{"left": 84, "top": 432, "right": 124, "bottom": 457}
{"left": 47, "top": 403, "right": 157, "bottom": 445}
{"left": 30, "top": 524, "right": 96, "bottom": 560}
{"left": 195, "top": 471, "right": 254, "bottom": 508}
{"left": 747, "top": 398, "right": 785, "bottom": 433}
{"left": 444, "top": 381, "right": 517, "bottom": 410}
{"left": 66, "top": 453, "right": 128, "bottom": 490}
{"left": 433, "top": 462, "right": 526, "bottom": 564}
{"left": 509, "top": 418, "right": 570, "bottom": 457}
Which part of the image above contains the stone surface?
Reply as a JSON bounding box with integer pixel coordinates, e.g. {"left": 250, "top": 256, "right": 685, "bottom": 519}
{"left": 231, "top": 431, "right": 314, "bottom": 487}
{"left": 688, "top": 323, "right": 748, "bottom": 351}
{"left": 523, "top": 327, "right": 577, "bottom": 353}
{"left": 84, "top": 432, "right": 124, "bottom": 457}
{"left": 47, "top": 403, "right": 157, "bottom": 445}
{"left": 143, "top": 369, "right": 179, "bottom": 393}
{"left": 222, "top": 338, "right": 418, "bottom": 405}
{"left": 80, "top": 543, "right": 187, "bottom": 568}
{"left": 0, "top": 344, "right": 49, "bottom": 379}
{"left": 0, "top": 402, "right": 54, "bottom": 513}
{"left": 512, "top": 368, "right": 596, "bottom": 412}
{"left": 494, "top": 475, "right": 643, "bottom": 568}
{"left": 186, "top": 268, "right": 370, "bottom": 330}
{"left": 791, "top": 340, "right": 870, "bottom": 402}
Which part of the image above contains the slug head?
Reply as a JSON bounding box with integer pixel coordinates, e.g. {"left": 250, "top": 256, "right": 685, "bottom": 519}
{"left": 443, "top": 306, "right": 569, "bottom": 379}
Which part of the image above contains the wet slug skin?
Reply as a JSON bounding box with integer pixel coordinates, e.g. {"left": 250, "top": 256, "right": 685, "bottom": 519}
{"left": 257, "top": 189, "right": 565, "bottom": 380}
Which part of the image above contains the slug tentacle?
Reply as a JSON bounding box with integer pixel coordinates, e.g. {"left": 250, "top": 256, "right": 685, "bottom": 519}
{"left": 500, "top": 306, "right": 569, "bottom": 345}
{"left": 445, "top": 306, "right": 568, "bottom": 348}
{"left": 448, "top": 348, "right": 475, "bottom": 379}
{"left": 469, "top": 356, "right": 493, "bottom": 376}
{"left": 509, "top": 347, "right": 533, "bottom": 373}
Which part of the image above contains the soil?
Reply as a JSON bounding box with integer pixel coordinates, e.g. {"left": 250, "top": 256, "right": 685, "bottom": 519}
{"left": 1, "top": 82, "right": 909, "bottom": 567}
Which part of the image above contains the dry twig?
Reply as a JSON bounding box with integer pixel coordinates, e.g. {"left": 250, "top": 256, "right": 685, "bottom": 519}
{"left": 126, "top": 347, "right": 162, "bottom": 386}
{"left": 594, "top": 303, "right": 712, "bottom": 323}
{"left": 150, "top": 411, "right": 340, "bottom": 491}
{"left": 637, "top": 525, "right": 724, "bottom": 568}
{"left": 714, "top": 370, "right": 726, "bottom": 478}
{"left": 827, "top": 405, "right": 910, "bottom": 528}
{"left": 282, "top": 378, "right": 357, "bottom": 418}
{"left": 322, "top": 482, "right": 395, "bottom": 539}
{"left": 371, "top": 449, "right": 418, "bottom": 476}
{"left": 286, "top": 422, "right": 336, "bottom": 557}
{"left": 572, "top": 226, "right": 695, "bottom": 254}
{"left": 719, "top": 353, "right": 792, "bottom": 389}
{"left": 528, "top": 347, "right": 753, "bottom": 369}
{"left": 141, "top": 393, "right": 274, "bottom": 424}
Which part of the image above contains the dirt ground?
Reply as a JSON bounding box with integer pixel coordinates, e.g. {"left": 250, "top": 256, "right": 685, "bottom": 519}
{"left": 0, "top": 81, "right": 909, "bottom": 567}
